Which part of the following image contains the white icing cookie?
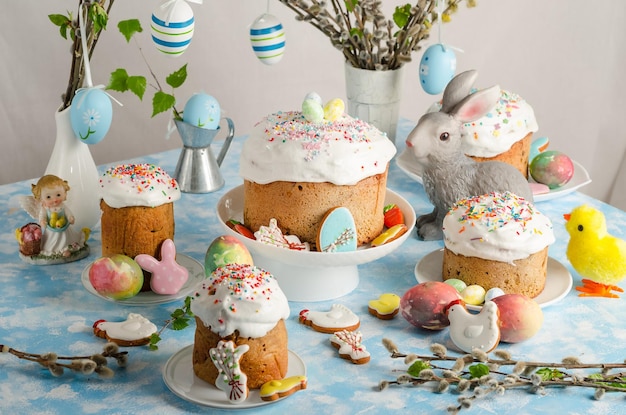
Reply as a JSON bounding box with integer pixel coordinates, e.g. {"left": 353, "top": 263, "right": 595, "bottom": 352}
{"left": 93, "top": 313, "right": 157, "bottom": 347}
{"left": 447, "top": 300, "right": 500, "bottom": 353}
{"left": 317, "top": 207, "right": 357, "bottom": 252}
{"left": 209, "top": 340, "right": 250, "bottom": 404}
{"left": 330, "top": 330, "right": 370, "bottom": 364}
{"left": 299, "top": 304, "right": 360, "bottom": 334}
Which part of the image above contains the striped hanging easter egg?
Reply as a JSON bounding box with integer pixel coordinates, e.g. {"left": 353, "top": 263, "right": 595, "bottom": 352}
{"left": 151, "top": 0, "right": 195, "bottom": 56}
{"left": 249, "top": 14, "right": 286, "bottom": 65}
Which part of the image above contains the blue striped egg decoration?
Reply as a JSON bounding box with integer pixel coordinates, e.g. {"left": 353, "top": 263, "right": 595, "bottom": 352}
{"left": 249, "top": 13, "right": 286, "bottom": 65}
{"left": 69, "top": 88, "right": 113, "bottom": 145}
{"left": 151, "top": 0, "right": 195, "bottom": 56}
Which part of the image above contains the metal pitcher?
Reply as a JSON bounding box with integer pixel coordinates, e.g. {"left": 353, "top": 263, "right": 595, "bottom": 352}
{"left": 173, "top": 118, "right": 235, "bottom": 193}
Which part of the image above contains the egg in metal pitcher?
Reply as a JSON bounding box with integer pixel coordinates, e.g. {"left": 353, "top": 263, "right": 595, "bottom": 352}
{"left": 183, "top": 93, "right": 221, "bottom": 130}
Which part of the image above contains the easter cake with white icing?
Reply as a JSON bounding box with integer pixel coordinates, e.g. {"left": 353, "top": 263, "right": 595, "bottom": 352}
{"left": 441, "top": 191, "right": 555, "bottom": 298}
{"left": 190, "top": 263, "right": 290, "bottom": 391}
{"left": 239, "top": 99, "right": 396, "bottom": 248}
{"left": 99, "top": 163, "right": 181, "bottom": 291}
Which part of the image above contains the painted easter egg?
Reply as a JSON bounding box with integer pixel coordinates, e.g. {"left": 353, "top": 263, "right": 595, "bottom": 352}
{"left": 460, "top": 284, "right": 486, "bottom": 306}
{"left": 69, "top": 88, "right": 112, "bottom": 145}
{"left": 444, "top": 278, "right": 467, "bottom": 293}
{"left": 304, "top": 92, "right": 323, "bottom": 106}
{"left": 151, "top": 0, "right": 195, "bottom": 56}
{"left": 249, "top": 13, "right": 286, "bottom": 65}
{"left": 323, "top": 98, "right": 345, "bottom": 121}
{"left": 183, "top": 93, "right": 220, "bottom": 129}
{"left": 302, "top": 99, "right": 324, "bottom": 123}
{"left": 485, "top": 287, "right": 505, "bottom": 302}
{"left": 419, "top": 44, "right": 457, "bottom": 95}
{"left": 529, "top": 150, "right": 574, "bottom": 189}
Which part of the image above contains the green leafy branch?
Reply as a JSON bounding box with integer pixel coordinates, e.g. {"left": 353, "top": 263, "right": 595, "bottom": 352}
{"left": 106, "top": 19, "right": 187, "bottom": 119}
{"left": 380, "top": 339, "right": 626, "bottom": 413}
{"left": 149, "top": 296, "right": 194, "bottom": 350}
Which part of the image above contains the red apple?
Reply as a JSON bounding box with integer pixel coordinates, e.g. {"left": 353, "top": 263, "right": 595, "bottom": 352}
{"left": 491, "top": 294, "right": 543, "bottom": 343}
{"left": 89, "top": 255, "right": 144, "bottom": 300}
{"left": 400, "top": 281, "right": 462, "bottom": 330}
{"left": 205, "top": 235, "right": 254, "bottom": 275}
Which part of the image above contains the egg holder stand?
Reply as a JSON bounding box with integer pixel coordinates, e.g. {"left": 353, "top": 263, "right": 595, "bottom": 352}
{"left": 173, "top": 118, "right": 235, "bottom": 193}
{"left": 216, "top": 185, "right": 416, "bottom": 302}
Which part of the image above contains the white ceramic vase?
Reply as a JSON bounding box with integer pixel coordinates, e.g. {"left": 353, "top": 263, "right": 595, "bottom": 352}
{"left": 44, "top": 106, "right": 101, "bottom": 230}
{"left": 345, "top": 62, "right": 404, "bottom": 145}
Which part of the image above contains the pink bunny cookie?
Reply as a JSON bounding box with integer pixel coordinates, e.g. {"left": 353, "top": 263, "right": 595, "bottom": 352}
{"left": 135, "top": 239, "right": 188, "bottom": 295}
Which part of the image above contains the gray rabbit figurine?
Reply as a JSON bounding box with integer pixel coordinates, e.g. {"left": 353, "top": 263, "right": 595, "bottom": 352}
{"left": 405, "top": 70, "right": 532, "bottom": 241}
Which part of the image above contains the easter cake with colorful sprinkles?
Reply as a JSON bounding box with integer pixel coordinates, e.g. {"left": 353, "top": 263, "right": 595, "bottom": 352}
{"left": 240, "top": 98, "right": 396, "bottom": 248}
{"left": 190, "top": 263, "right": 290, "bottom": 392}
{"left": 441, "top": 191, "right": 555, "bottom": 298}
{"left": 99, "top": 163, "right": 181, "bottom": 291}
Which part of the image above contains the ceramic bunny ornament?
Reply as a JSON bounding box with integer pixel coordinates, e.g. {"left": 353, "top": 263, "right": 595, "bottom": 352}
{"left": 405, "top": 70, "right": 532, "bottom": 240}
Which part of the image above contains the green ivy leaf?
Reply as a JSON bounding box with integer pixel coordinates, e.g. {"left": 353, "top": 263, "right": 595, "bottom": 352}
{"left": 152, "top": 91, "right": 176, "bottom": 117}
{"left": 148, "top": 333, "right": 161, "bottom": 351}
{"left": 118, "top": 19, "right": 143, "bottom": 43}
{"left": 166, "top": 64, "right": 188, "bottom": 89}
{"left": 407, "top": 360, "right": 430, "bottom": 378}
{"left": 171, "top": 318, "right": 190, "bottom": 331}
{"left": 468, "top": 363, "right": 490, "bottom": 379}
{"left": 393, "top": 4, "right": 412, "bottom": 28}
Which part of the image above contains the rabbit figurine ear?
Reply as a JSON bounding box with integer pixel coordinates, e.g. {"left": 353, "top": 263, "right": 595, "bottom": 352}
{"left": 450, "top": 85, "right": 501, "bottom": 123}
{"left": 441, "top": 70, "right": 479, "bottom": 113}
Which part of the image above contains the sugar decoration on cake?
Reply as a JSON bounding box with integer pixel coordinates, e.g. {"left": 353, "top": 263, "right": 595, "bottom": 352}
{"left": 209, "top": 340, "right": 250, "bottom": 404}
{"left": 317, "top": 207, "right": 357, "bottom": 252}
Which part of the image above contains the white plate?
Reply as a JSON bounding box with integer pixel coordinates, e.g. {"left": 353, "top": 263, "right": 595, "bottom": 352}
{"left": 396, "top": 149, "right": 591, "bottom": 202}
{"left": 162, "top": 345, "right": 306, "bottom": 409}
{"left": 414, "top": 250, "right": 573, "bottom": 311}
{"left": 81, "top": 254, "right": 204, "bottom": 306}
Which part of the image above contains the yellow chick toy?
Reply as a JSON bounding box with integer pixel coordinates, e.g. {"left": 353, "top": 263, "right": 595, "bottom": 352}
{"left": 564, "top": 204, "right": 626, "bottom": 298}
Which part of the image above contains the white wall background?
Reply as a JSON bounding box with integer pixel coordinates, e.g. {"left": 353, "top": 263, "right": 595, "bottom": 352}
{"left": 1, "top": 0, "right": 625, "bottom": 209}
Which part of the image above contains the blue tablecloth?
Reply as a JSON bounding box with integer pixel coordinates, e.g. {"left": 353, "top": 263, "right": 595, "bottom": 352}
{"left": 1, "top": 119, "right": 625, "bottom": 414}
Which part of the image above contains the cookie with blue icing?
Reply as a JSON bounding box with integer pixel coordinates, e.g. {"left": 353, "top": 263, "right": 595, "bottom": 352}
{"left": 316, "top": 207, "right": 357, "bottom": 252}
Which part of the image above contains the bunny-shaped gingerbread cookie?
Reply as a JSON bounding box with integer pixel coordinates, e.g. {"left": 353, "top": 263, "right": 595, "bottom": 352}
{"left": 405, "top": 70, "right": 532, "bottom": 240}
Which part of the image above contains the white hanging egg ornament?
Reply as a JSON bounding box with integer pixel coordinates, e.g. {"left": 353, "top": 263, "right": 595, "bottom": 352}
{"left": 183, "top": 93, "right": 221, "bottom": 129}
{"left": 249, "top": 13, "right": 286, "bottom": 65}
{"left": 419, "top": 44, "right": 457, "bottom": 95}
{"left": 151, "top": 0, "right": 195, "bottom": 56}
{"left": 69, "top": 88, "right": 113, "bottom": 145}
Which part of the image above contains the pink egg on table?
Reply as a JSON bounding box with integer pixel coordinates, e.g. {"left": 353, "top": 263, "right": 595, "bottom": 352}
{"left": 400, "top": 281, "right": 462, "bottom": 330}
{"left": 490, "top": 294, "right": 543, "bottom": 343}
{"left": 89, "top": 255, "right": 144, "bottom": 300}
{"left": 529, "top": 150, "right": 575, "bottom": 189}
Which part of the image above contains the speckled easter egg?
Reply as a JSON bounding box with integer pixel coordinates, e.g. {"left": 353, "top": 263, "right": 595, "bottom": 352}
{"left": 460, "top": 284, "right": 486, "bottom": 306}
{"left": 485, "top": 287, "right": 505, "bottom": 302}
{"left": 302, "top": 99, "right": 324, "bottom": 123}
{"left": 323, "top": 98, "right": 345, "bottom": 121}
{"left": 304, "top": 92, "right": 323, "bottom": 106}
{"left": 182, "top": 93, "right": 220, "bottom": 129}
{"left": 444, "top": 278, "right": 467, "bottom": 293}
{"left": 249, "top": 13, "right": 285, "bottom": 65}
{"left": 530, "top": 150, "right": 574, "bottom": 189}
{"left": 70, "top": 88, "right": 112, "bottom": 145}
{"left": 419, "top": 44, "right": 457, "bottom": 95}
{"left": 151, "top": 0, "right": 195, "bottom": 56}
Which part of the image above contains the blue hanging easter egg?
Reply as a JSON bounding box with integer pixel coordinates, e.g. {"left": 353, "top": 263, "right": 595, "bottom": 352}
{"left": 69, "top": 88, "right": 112, "bottom": 145}
{"left": 419, "top": 44, "right": 457, "bottom": 95}
{"left": 249, "top": 13, "right": 286, "bottom": 65}
{"left": 183, "top": 93, "right": 221, "bottom": 129}
{"left": 151, "top": 0, "right": 194, "bottom": 56}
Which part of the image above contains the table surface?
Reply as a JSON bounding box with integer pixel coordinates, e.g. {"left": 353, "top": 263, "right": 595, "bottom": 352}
{"left": 1, "top": 119, "right": 625, "bottom": 415}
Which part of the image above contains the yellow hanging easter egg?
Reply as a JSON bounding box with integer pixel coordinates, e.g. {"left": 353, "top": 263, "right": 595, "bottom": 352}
{"left": 323, "top": 98, "right": 345, "bottom": 122}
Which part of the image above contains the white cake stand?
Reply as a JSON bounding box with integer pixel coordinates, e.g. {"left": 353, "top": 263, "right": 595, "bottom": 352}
{"left": 216, "top": 185, "right": 416, "bottom": 302}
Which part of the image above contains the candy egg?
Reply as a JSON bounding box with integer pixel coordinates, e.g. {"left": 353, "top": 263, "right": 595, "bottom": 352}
{"left": 419, "top": 44, "right": 457, "bottom": 95}
{"left": 302, "top": 99, "right": 324, "bottom": 123}
{"left": 485, "top": 287, "right": 505, "bottom": 302}
{"left": 323, "top": 98, "right": 345, "bottom": 121}
{"left": 151, "top": 0, "right": 195, "bottom": 56}
{"left": 444, "top": 278, "right": 467, "bottom": 293}
{"left": 529, "top": 150, "right": 575, "bottom": 189}
{"left": 70, "top": 88, "right": 112, "bottom": 145}
{"left": 304, "top": 92, "right": 323, "bottom": 106}
{"left": 460, "top": 284, "right": 486, "bottom": 306}
{"left": 249, "top": 13, "right": 286, "bottom": 65}
{"left": 182, "top": 93, "right": 220, "bottom": 129}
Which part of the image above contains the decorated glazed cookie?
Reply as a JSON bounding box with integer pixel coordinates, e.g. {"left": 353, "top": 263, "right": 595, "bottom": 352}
{"left": 370, "top": 224, "right": 408, "bottom": 247}
{"left": 299, "top": 304, "right": 360, "bottom": 334}
{"left": 317, "top": 207, "right": 357, "bottom": 252}
{"left": 368, "top": 293, "right": 401, "bottom": 320}
{"left": 209, "top": 340, "right": 250, "bottom": 404}
{"left": 260, "top": 376, "right": 308, "bottom": 402}
{"left": 135, "top": 239, "right": 189, "bottom": 295}
{"left": 93, "top": 313, "right": 157, "bottom": 347}
{"left": 446, "top": 299, "right": 500, "bottom": 353}
{"left": 330, "top": 330, "right": 370, "bottom": 365}
{"left": 254, "top": 218, "right": 309, "bottom": 251}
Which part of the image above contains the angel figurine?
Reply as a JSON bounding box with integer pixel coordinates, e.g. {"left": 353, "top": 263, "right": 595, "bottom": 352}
{"left": 16, "top": 174, "right": 90, "bottom": 264}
